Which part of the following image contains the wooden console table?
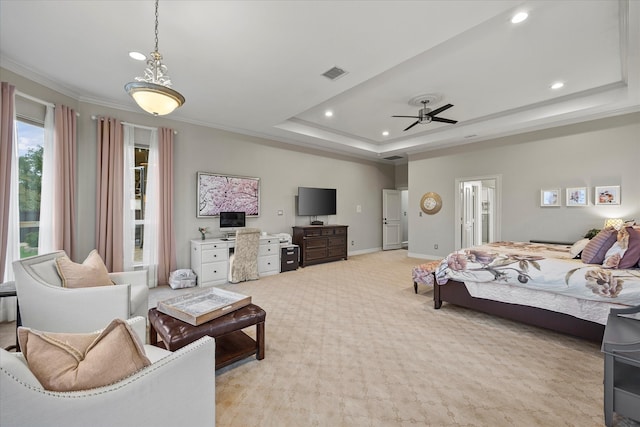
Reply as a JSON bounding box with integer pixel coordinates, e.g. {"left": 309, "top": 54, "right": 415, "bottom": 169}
{"left": 292, "top": 225, "right": 348, "bottom": 267}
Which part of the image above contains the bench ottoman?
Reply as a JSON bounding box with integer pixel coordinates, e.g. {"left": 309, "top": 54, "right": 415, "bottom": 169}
{"left": 148, "top": 303, "right": 266, "bottom": 370}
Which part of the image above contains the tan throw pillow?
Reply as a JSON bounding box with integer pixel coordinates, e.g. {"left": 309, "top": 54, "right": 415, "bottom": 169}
{"left": 569, "top": 238, "right": 590, "bottom": 258}
{"left": 55, "top": 249, "right": 113, "bottom": 288}
{"left": 18, "top": 318, "right": 151, "bottom": 392}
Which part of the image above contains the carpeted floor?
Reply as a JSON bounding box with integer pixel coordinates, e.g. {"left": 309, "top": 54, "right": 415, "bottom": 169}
{"left": 3, "top": 249, "right": 638, "bottom": 426}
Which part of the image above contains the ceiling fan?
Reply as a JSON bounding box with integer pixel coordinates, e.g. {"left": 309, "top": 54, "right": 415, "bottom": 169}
{"left": 392, "top": 101, "right": 457, "bottom": 131}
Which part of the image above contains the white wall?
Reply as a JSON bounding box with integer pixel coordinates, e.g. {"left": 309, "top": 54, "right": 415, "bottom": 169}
{"left": 2, "top": 68, "right": 395, "bottom": 268}
{"left": 408, "top": 113, "right": 640, "bottom": 259}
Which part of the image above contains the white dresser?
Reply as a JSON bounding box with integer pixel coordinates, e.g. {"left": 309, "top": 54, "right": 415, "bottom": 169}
{"left": 191, "top": 236, "right": 280, "bottom": 287}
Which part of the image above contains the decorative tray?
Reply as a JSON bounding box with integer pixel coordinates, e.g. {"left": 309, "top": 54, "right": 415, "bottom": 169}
{"left": 157, "top": 287, "right": 251, "bottom": 326}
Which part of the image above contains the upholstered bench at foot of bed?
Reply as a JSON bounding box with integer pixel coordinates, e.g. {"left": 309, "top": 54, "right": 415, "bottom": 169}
{"left": 412, "top": 260, "right": 441, "bottom": 293}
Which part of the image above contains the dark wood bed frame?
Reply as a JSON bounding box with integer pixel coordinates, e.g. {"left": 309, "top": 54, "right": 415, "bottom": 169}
{"left": 433, "top": 279, "right": 605, "bottom": 343}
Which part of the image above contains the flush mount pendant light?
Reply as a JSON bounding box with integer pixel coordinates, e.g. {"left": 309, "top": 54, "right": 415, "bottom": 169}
{"left": 125, "top": 0, "right": 185, "bottom": 116}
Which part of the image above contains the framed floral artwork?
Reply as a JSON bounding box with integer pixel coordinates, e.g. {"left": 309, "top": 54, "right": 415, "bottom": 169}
{"left": 540, "top": 189, "right": 560, "bottom": 207}
{"left": 566, "top": 187, "right": 588, "bottom": 207}
{"left": 197, "top": 172, "right": 260, "bottom": 217}
{"left": 595, "top": 185, "right": 621, "bottom": 205}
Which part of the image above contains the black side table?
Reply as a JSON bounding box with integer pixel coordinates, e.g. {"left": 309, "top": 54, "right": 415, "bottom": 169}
{"left": 601, "top": 306, "right": 640, "bottom": 426}
{"left": 0, "top": 281, "right": 20, "bottom": 351}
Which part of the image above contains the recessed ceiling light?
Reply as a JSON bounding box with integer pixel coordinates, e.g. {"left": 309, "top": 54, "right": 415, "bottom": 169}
{"left": 325, "top": 110, "right": 333, "bottom": 117}
{"left": 382, "top": 131, "right": 389, "bottom": 136}
{"left": 511, "top": 12, "right": 528, "bottom": 24}
{"left": 129, "top": 51, "right": 146, "bottom": 61}
{"left": 551, "top": 82, "right": 564, "bottom": 90}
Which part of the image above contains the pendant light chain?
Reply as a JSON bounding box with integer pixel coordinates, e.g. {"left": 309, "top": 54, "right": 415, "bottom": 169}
{"left": 154, "top": 0, "right": 159, "bottom": 53}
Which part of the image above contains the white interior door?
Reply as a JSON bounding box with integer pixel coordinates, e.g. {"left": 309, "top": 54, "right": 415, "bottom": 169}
{"left": 455, "top": 175, "right": 501, "bottom": 250}
{"left": 461, "top": 181, "right": 482, "bottom": 248}
{"left": 382, "top": 189, "right": 402, "bottom": 250}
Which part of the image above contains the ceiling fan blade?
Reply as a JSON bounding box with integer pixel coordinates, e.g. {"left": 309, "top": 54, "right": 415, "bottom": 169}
{"left": 427, "top": 103, "right": 454, "bottom": 117}
{"left": 392, "top": 115, "right": 419, "bottom": 118}
{"left": 403, "top": 121, "right": 420, "bottom": 131}
{"left": 431, "top": 117, "right": 458, "bottom": 124}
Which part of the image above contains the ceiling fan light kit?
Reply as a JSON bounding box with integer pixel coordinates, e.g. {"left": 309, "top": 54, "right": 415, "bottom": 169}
{"left": 125, "top": 0, "right": 185, "bottom": 116}
{"left": 392, "top": 95, "right": 458, "bottom": 131}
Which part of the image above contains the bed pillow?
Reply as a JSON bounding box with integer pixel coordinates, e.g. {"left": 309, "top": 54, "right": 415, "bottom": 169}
{"left": 603, "top": 227, "right": 630, "bottom": 269}
{"left": 581, "top": 228, "right": 617, "bottom": 264}
{"left": 17, "top": 318, "right": 151, "bottom": 392}
{"left": 55, "top": 249, "right": 113, "bottom": 288}
{"left": 618, "top": 227, "right": 640, "bottom": 269}
{"left": 569, "top": 238, "right": 590, "bottom": 258}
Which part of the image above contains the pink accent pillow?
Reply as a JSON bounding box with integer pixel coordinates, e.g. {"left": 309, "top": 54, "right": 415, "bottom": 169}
{"left": 618, "top": 227, "right": 640, "bottom": 269}
{"left": 581, "top": 228, "right": 617, "bottom": 264}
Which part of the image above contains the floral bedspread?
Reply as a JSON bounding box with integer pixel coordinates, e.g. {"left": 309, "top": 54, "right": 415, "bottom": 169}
{"left": 435, "top": 242, "right": 640, "bottom": 305}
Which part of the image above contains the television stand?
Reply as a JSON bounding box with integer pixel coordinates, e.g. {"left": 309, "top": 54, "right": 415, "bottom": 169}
{"left": 310, "top": 220, "right": 324, "bottom": 225}
{"left": 292, "top": 225, "right": 348, "bottom": 267}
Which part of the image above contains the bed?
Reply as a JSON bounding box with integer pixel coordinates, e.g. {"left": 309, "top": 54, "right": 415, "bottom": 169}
{"left": 433, "top": 236, "right": 640, "bottom": 343}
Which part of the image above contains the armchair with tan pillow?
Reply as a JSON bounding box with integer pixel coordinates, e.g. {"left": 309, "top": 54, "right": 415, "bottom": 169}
{"left": 13, "top": 250, "right": 149, "bottom": 334}
{"left": 0, "top": 316, "right": 216, "bottom": 427}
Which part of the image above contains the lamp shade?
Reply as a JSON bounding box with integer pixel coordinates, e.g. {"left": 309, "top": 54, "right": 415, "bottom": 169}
{"left": 604, "top": 218, "right": 623, "bottom": 229}
{"left": 125, "top": 82, "right": 185, "bottom": 116}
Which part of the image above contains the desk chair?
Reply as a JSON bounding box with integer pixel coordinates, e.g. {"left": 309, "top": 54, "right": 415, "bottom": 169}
{"left": 229, "top": 228, "right": 260, "bottom": 283}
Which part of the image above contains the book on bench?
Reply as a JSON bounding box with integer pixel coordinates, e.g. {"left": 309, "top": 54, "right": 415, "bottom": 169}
{"left": 157, "top": 287, "right": 251, "bottom": 326}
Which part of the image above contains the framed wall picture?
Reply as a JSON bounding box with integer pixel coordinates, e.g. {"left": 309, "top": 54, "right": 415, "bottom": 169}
{"left": 540, "top": 189, "right": 560, "bottom": 207}
{"left": 595, "top": 185, "right": 621, "bottom": 205}
{"left": 197, "top": 172, "right": 260, "bottom": 217}
{"left": 566, "top": 187, "right": 588, "bottom": 207}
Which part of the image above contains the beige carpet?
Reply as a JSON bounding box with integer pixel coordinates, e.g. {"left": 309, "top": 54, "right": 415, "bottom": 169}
{"left": 170, "top": 249, "right": 631, "bottom": 427}
{"left": 3, "top": 250, "right": 638, "bottom": 426}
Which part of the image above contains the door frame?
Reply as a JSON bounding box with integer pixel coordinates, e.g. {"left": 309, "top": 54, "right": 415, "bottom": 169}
{"left": 382, "top": 189, "right": 402, "bottom": 250}
{"left": 454, "top": 174, "right": 502, "bottom": 250}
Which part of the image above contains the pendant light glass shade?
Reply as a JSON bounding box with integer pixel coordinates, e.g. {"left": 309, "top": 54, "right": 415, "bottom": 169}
{"left": 125, "top": 0, "right": 184, "bottom": 116}
{"left": 125, "top": 81, "right": 185, "bottom": 116}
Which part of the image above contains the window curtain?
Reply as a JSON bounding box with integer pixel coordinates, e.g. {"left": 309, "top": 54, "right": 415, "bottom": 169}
{"left": 0, "top": 82, "right": 16, "bottom": 281}
{"left": 0, "top": 82, "right": 18, "bottom": 321}
{"left": 95, "top": 117, "right": 124, "bottom": 272}
{"left": 156, "top": 127, "right": 177, "bottom": 285}
{"left": 143, "top": 128, "right": 159, "bottom": 287}
{"left": 38, "top": 105, "right": 55, "bottom": 253}
{"left": 52, "top": 104, "right": 77, "bottom": 258}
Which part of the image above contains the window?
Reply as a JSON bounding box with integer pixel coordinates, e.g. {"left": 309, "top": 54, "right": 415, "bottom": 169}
{"left": 16, "top": 119, "right": 44, "bottom": 258}
{"left": 133, "top": 147, "right": 149, "bottom": 264}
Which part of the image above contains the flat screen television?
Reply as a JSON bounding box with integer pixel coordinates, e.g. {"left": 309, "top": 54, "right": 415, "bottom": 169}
{"left": 219, "top": 211, "right": 246, "bottom": 229}
{"left": 297, "top": 187, "right": 337, "bottom": 216}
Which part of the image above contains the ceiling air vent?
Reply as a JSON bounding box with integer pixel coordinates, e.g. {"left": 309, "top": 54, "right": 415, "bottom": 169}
{"left": 384, "top": 155, "right": 403, "bottom": 161}
{"left": 322, "top": 66, "right": 347, "bottom": 80}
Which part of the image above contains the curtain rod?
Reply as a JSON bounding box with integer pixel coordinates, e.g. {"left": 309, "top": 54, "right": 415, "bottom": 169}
{"left": 16, "top": 91, "right": 80, "bottom": 116}
{"left": 91, "top": 115, "right": 177, "bottom": 134}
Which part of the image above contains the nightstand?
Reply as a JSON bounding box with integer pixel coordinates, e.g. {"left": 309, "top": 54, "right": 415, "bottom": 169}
{"left": 280, "top": 245, "right": 299, "bottom": 272}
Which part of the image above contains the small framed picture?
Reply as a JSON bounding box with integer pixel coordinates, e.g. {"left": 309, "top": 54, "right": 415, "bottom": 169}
{"left": 540, "top": 189, "right": 560, "bottom": 207}
{"left": 595, "top": 185, "right": 621, "bottom": 205}
{"left": 566, "top": 187, "right": 588, "bottom": 207}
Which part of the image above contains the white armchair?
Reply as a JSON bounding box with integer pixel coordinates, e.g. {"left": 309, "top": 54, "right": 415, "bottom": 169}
{"left": 0, "top": 317, "right": 216, "bottom": 427}
{"left": 13, "top": 251, "right": 149, "bottom": 333}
